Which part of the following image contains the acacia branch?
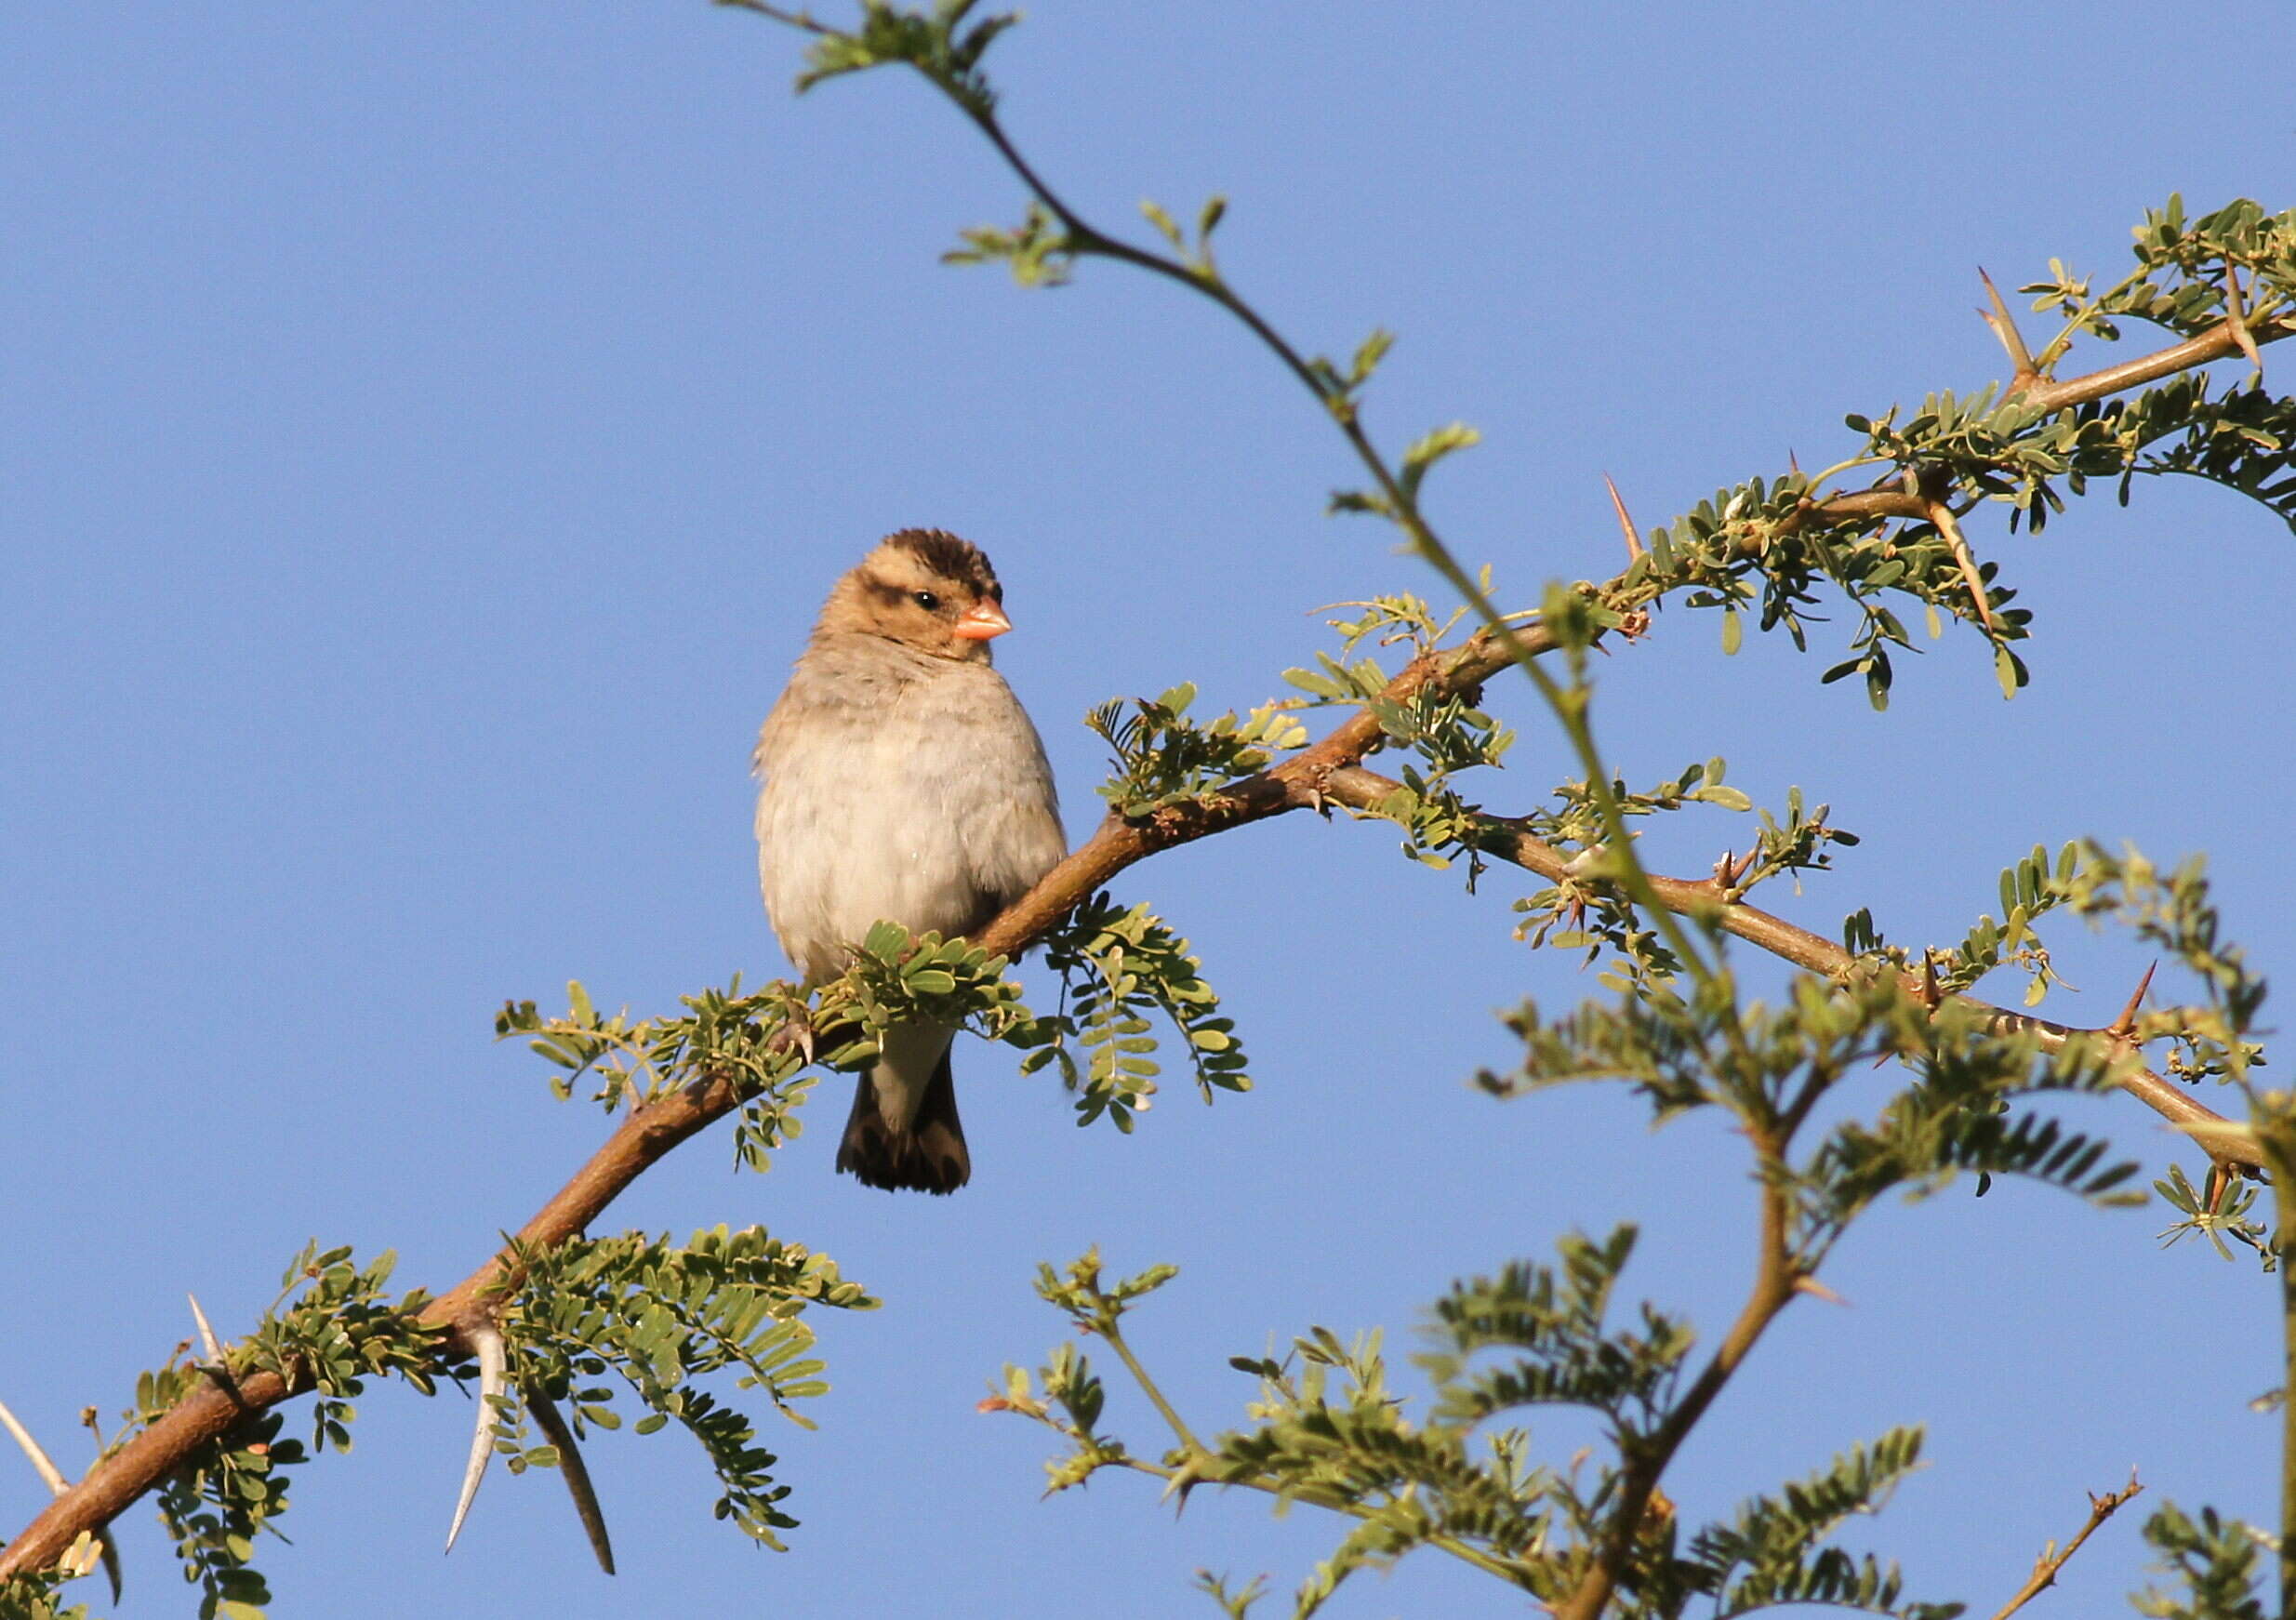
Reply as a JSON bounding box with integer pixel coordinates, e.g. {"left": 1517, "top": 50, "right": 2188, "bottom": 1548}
{"left": 1787, "top": 310, "right": 2294, "bottom": 530}
{"left": 1320, "top": 764, "right": 2259, "bottom": 1174}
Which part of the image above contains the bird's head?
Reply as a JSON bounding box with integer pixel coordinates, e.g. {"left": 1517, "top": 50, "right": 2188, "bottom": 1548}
{"left": 817, "top": 528, "right": 1013, "bottom": 663}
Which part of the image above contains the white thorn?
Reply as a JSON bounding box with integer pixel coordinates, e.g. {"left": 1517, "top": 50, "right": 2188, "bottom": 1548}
{"left": 0, "top": 1398, "right": 121, "bottom": 1593}
{"left": 0, "top": 1398, "right": 71, "bottom": 1495}
{"left": 187, "top": 1293, "right": 224, "bottom": 1365}
{"left": 445, "top": 1323, "right": 508, "bottom": 1555}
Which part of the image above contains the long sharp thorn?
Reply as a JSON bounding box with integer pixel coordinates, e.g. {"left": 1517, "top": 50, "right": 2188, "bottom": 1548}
{"left": 1923, "top": 498, "right": 1997, "bottom": 632}
{"left": 445, "top": 1323, "right": 509, "bottom": 1555}
{"left": 0, "top": 1399, "right": 70, "bottom": 1496}
{"left": 0, "top": 1399, "right": 120, "bottom": 1594}
{"left": 1601, "top": 472, "right": 1645, "bottom": 561}
{"left": 96, "top": 1528, "right": 124, "bottom": 1603}
{"left": 2109, "top": 962, "right": 2158, "bottom": 1040}
{"left": 525, "top": 1389, "right": 617, "bottom": 1575}
{"left": 1156, "top": 1455, "right": 1205, "bottom": 1514}
{"left": 1978, "top": 267, "right": 2037, "bottom": 381}
{"left": 187, "top": 1292, "right": 224, "bottom": 1364}
{"left": 2223, "top": 265, "right": 2265, "bottom": 377}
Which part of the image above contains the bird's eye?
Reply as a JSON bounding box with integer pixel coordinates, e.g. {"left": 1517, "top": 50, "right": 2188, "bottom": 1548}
{"left": 912, "top": 590, "right": 940, "bottom": 611}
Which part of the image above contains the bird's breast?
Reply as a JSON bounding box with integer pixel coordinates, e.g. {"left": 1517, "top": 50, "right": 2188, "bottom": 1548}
{"left": 755, "top": 660, "right": 1064, "bottom": 980}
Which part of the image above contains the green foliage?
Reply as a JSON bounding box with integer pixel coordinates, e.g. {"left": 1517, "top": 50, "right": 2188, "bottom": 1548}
{"left": 1022, "top": 893, "right": 1250, "bottom": 1129}
{"left": 1190, "top": 1569, "right": 1269, "bottom": 1619}
{"left": 1577, "top": 201, "right": 2296, "bottom": 701}
{"left": 2130, "top": 1501, "right": 2269, "bottom": 1620}
{"left": 112, "top": 1243, "right": 442, "bottom": 1619}
{"left": 1305, "top": 326, "right": 1398, "bottom": 413}
{"left": 2059, "top": 843, "right": 2268, "bottom": 1088}
{"left": 1920, "top": 842, "right": 2085, "bottom": 1006}
{"left": 501, "top": 1227, "right": 876, "bottom": 1548}
{"left": 19, "top": 11, "right": 2281, "bottom": 1610}
{"left": 1278, "top": 591, "right": 1523, "bottom": 882}
{"left": 1492, "top": 770, "right": 1852, "bottom": 992}
{"left": 0, "top": 1572, "right": 90, "bottom": 1620}
{"left": 1330, "top": 421, "right": 1480, "bottom": 517}
{"left": 1000, "top": 1250, "right": 1175, "bottom": 1490}
{"left": 1420, "top": 1228, "right": 1692, "bottom": 1431}
{"left": 498, "top": 976, "right": 814, "bottom": 1115}
{"left": 1678, "top": 1430, "right": 1958, "bottom": 1620}
{"left": 1491, "top": 963, "right": 2143, "bottom": 1267}
{"left": 1804, "top": 1025, "right": 2141, "bottom": 1239}
{"left": 998, "top": 1244, "right": 1964, "bottom": 1619}
{"left": 501, "top": 975, "right": 826, "bottom": 1172}
{"left": 243, "top": 1243, "right": 443, "bottom": 1406}
{"left": 782, "top": 0, "right": 1015, "bottom": 116}
{"left": 506, "top": 901, "right": 1255, "bottom": 1150}
{"left": 944, "top": 200, "right": 1072, "bottom": 286}
{"left": 2154, "top": 1162, "right": 2271, "bottom": 1267}
{"left": 1086, "top": 683, "right": 1307, "bottom": 817}
{"left": 154, "top": 1414, "right": 292, "bottom": 1620}
{"left": 2027, "top": 196, "right": 2294, "bottom": 347}
{"left": 1138, "top": 193, "right": 1230, "bottom": 283}
{"left": 498, "top": 925, "right": 1052, "bottom": 1167}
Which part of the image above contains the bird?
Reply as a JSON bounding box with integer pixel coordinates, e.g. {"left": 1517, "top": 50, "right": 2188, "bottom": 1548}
{"left": 753, "top": 529, "right": 1067, "bottom": 1193}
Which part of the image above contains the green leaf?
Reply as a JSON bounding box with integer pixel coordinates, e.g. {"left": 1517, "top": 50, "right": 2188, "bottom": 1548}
{"left": 1398, "top": 421, "right": 1481, "bottom": 500}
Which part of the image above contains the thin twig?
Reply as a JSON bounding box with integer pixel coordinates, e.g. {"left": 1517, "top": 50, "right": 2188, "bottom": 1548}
{"left": 1988, "top": 1471, "right": 2143, "bottom": 1620}
{"left": 1093, "top": 1318, "right": 1207, "bottom": 1460}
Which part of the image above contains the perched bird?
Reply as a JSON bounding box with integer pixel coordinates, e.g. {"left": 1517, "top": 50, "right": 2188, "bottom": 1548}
{"left": 753, "top": 530, "right": 1067, "bottom": 1193}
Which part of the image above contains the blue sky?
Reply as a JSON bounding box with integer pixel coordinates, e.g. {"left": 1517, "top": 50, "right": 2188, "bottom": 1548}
{"left": 3, "top": 4, "right": 2290, "bottom": 1614}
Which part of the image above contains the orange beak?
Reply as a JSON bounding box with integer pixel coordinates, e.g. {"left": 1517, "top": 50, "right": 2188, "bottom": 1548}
{"left": 950, "top": 601, "right": 1013, "bottom": 642}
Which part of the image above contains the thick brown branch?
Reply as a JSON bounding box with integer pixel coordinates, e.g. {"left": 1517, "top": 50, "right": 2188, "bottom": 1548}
{"left": 1321, "top": 765, "right": 2260, "bottom": 1175}
{"left": 2019, "top": 312, "right": 2289, "bottom": 414}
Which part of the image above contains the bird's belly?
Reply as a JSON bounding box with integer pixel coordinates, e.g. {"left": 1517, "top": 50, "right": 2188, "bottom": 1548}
{"left": 757, "top": 740, "right": 997, "bottom": 980}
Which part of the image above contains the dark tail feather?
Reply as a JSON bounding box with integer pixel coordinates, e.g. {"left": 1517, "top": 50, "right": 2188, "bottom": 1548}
{"left": 836, "top": 1045, "right": 971, "bottom": 1194}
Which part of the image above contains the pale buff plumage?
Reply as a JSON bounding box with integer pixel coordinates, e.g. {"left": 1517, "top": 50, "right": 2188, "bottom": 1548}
{"left": 753, "top": 530, "right": 1065, "bottom": 1192}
